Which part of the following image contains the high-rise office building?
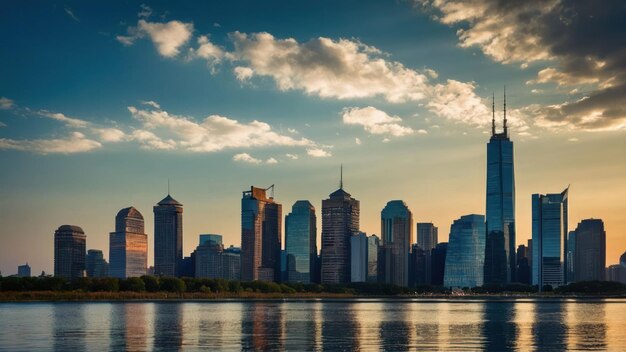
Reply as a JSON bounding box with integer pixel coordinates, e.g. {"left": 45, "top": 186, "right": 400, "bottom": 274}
{"left": 566, "top": 231, "right": 576, "bottom": 283}
{"left": 516, "top": 245, "right": 531, "bottom": 285}
{"left": 17, "top": 263, "right": 31, "bottom": 277}
{"left": 484, "top": 92, "right": 516, "bottom": 285}
{"left": 223, "top": 246, "right": 241, "bottom": 281}
{"left": 109, "top": 207, "right": 148, "bottom": 278}
{"left": 367, "top": 235, "right": 379, "bottom": 283}
{"left": 196, "top": 234, "right": 224, "bottom": 279}
{"left": 86, "top": 249, "right": 108, "bottom": 277}
{"left": 380, "top": 200, "right": 413, "bottom": 287}
{"left": 409, "top": 244, "right": 431, "bottom": 286}
{"left": 321, "top": 169, "right": 359, "bottom": 284}
{"left": 241, "top": 186, "right": 282, "bottom": 282}
{"left": 154, "top": 194, "right": 183, "bottom": 277}
{"left": 54, "top": 225, "right": 86, "bottom": 279}
{"left": 431, "top": 242, "right": 448, "bottom": 286}
{"left": 285, "top": 200, "right": 317, "bottom": 283}
{"left": 417, "top": 223, "right": 438, "bottom": 251}
{"left": 532, "top": 188, "right": 569, "bottom": 290}
{"left": 621, "top": 251, "right": 626, "bottom": 266}
{"left": 574, "top": 219, "right": 606, "bottom": 282}
{"left": 350, "top": 232, "right": 368, "bottom": 282}
{"left": 444, "top": 214, "right": 486, "bottom": 288}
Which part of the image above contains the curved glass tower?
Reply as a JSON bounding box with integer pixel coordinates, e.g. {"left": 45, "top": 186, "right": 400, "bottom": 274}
{"left": 380, "top": 200, "right": 413, "bottom": 287}
{"left": 285, "top": 200, "right": 317, "bottom": 283}
{"left": 484, "top": 92, "right": 516, "bottom": 285}
{"left": 444, "top": 214, "right": 486, "bottom": 288}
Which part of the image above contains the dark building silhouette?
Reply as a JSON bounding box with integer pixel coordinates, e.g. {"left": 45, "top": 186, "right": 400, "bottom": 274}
{"left": 485, "top": 92, "right": 516, "bottom": 285}
{"left": 241, "top": 186, "right": 282, "bottom": 282}
{"left": 154, "top": 194, "right": 183, "bottom": 276}
{"left": 195, "top": 234, "right": 224, "bottom": 279}
{"left": 574, "top": 219, "right": 606, "bottom": 282}
{"left": 109, "top": 207, "right": 147, "bottom": 278}
{"left": 417, "top": 222, "right": 438, "bottom": 251}
{"left": 566, "top": 230, "right": 576, "bottom": 283}
{"left": 430, "top": 242, "right": 448, "bottom": 285}
{"left": 86, "top": 249, "right": 108, "bottom": 277}
{"left": 409, "top": 244, "right": 431, "bottom": 286}
{"left": 380, "top": 200, "right": 413, "bottom": 287}
{"left": 321, "top": 168, "right": 359, "bottom": 284}
{"left": 17, "top": 263, "right": 31, "bottom": 277}
{"left": 285, "top": 200, "right": 317, "bottom": 283}
{"left": 516, "top": 244, "right": 531, "bottom": 285}
{"left": 54, "top": 225, "right": 86, "bottom": 279}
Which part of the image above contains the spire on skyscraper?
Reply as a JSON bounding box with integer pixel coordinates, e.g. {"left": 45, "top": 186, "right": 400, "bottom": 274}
{"left": 340, "top": 164, "right": 343, "bottom": 190}
{"left": 492, "top": 92, "right": 495, "bottom": 136}
{"left": 503, "top": 86, "right": 508, "bottom": 137}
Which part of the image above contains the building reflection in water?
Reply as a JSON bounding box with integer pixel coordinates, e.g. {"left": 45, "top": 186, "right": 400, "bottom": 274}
{"left": 410, "top": 302, "right": 440, "bottom": 348}
{"left": 109, "top": 303, "right": 149, "bottom": 351}
{"left": 379, "top": 302, "right": 410, "bottom": 350}
{"left": 283, "top": 302, "right": 317, "bottom": 351}
{"left": 153, "top": 303, "right": 184, "bottom": 352}
{"left": 53, "top": 303, "right": 86, "bottom": 352}
{"left": 532, "top": 300, "right": 567, "bottom": 350}
{"left": 321, "top": 302, "right": 359, "bottom": 350}
{"left": 352, "top": 301, "right": 381, "bottom": 349}
{"left": 196, "top": 303, "right": 243, "bottom": 349}
{"left": 567, "top": 301, "right": 607, "bottom": 350}
{"left": 481, "top": 301, "right": 518, "bottom": 351}
{"left": 241, "top": 302, "right": 284, "bottom": 351}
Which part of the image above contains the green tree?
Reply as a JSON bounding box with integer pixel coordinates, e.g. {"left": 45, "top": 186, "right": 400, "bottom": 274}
{"left": 159, "top": 277, "right": 186, "bottom": 293}
{"left": 140, "top": 275, "right": 160, "bottom": 292}
{"left": 120, "top": 277, "right": 146, "bottom": 292}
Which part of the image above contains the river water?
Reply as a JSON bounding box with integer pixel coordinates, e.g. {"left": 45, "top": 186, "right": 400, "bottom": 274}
{"left": 1, "top": 298, "right": 625, "bottom": 351}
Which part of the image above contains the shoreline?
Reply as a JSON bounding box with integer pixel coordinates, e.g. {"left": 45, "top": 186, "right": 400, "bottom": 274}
{"left": 2, "top": 291, "right": 626, "bottom": 303}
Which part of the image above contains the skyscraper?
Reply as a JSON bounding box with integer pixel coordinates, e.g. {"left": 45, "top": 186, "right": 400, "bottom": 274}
{"left": 86, "top": 249, "right": 108, "bottom": 277}
{"left": 484, "top": 92, "right": 516, "bottom": 285}
{"left": 417, "top": 223, "right": 438, "bottom": 251}
{"left": 222, "top": 246, "right": 241, "bottom": 281}
{"left": 444, "top": 214, "right": 486, "bottom": 288}
{"left": 367, "top": 235, "right": 379, "bottom": 283}
{"left": 195, "top": 234, "right": 224, "bottom": 279}
{"left": 532, "top": 188, "right": 569, "bottom": 290}
{"left": 17, "top": 263, "right": 31, "bottom": 277}
{"left": 380, "top": 200, "right": 413, "bottom": 287}
{"left": 241, "top": 186, "right": 282, "bottom": 282}
{"left": 430, "top": 242, "right": 448, "bottom": 286}
{"left": 285, "top": 200, "right": 317, "bottom": 283}
{"left": 409, "top": 244, "right": 431, "bottom": 286}
{"left": 516, "top": 245, "right": 531, "bottom": 285}
{"left": 566, "top": 231, "right": 576, "bottom": 283}
{"left": 574, "top": 219, "right": 606, "bottom": 282}
{"left": 109, "top": 207, "right": 148, "bottom": 278}
{"left": 350, "top": 232, "right": 368, "bottom": 282}
{"left": 154, "top": 194, "right": 183, "bottom": 277}
{"left": 321, "top": 168, "right": 359, "bottom": 284}
{"left": 54, "top": 225, "right": 86, "bottom": 279}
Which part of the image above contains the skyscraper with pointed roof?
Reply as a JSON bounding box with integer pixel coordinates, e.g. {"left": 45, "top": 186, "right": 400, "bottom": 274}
{"left": 109, "top": 206, "right": 147, "bottom": 278}
{"left": 321, "top": 166, "right": 360, "bottom": 284}
{"left": 154, "top": 193, "right": 183, "bottom": 276}
{"left": 484, "top": 89, "right": 516, "bottom": 285}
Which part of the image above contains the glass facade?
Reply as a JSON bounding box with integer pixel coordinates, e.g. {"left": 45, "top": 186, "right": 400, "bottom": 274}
{"left": 285, "top": 200, "right": 317, "bottom": 283}
{"left": 380, "top": 200, "right": 413, "bottom": 287}
{"left": 417, "top": 223, "right": 438, "bottom": 251}
{"left": 574, "top": 219, "right": 606, "bottom": 282}
{"left": 566, "top": 231, "right": 576, "bottom": 283}
{"left": 485, "top": 130, "right": 516, "bottom": 285}
{"left": 367, "top": 235, "right": 379, "bottom": 283}
{"left": 532, "top": 188, "right": 568, "bottom": 289}
{"left": 110, "top": 207, "right": 148, "bottom": 278}
{"left": 54, "top": 225, "right": 86, "bottom": 279}
{"left": 241, "top": 186, "right": 282, "bottom": 282}
{"left": 154, "top": 195, "right": 183, "bottom": 277}
{"left": 321, "top": 187, "right": 359, "bottom": 284}
{"left": 350, "top": 232, "right": 368, "bottom": 282}
{"left": 444, "top": 214, "right": 486, "bottom": 288}
{"left": 86, "top": 249, "right": 108, "bottom": 278}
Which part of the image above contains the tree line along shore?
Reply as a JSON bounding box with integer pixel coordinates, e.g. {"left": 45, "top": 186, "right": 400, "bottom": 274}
{"left": 1, "top": 276, "right": 625, "bottom": 301}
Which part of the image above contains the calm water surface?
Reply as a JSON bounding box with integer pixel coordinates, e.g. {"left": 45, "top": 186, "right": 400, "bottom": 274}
{"left": 1, "top": 298, "right": 625, "bottom": 351}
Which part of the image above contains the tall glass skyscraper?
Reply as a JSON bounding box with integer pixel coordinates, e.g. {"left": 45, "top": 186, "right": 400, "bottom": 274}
{"left": 444, "top": 214, "right": 486, "bottom": 288}
{"left": 54, "top": 225, "right": 86, "bottom": 279}
{"left": 154, "top": 194, "right": 183, "bottom": 277}
{"left": 110, "top": 206, "right": 148, "bottom": 278}
{"left": 574, "top": 218, "right": 606, "bottom": 282}
{"left": 485, "top": 93, "right": 516, "bottom": 285}
{"left": 532, "top": 188, "right": 569, "bottom": 290}
{"left": 321, "top": 169, "right": 359, "bottom": 284}
{"left": 241, "top": 186, "right": 282, "bottom": 282}
{"left": 285, "top": 200, "right": 317, "bottom": 283}
{"left": 380, "top": 200, "right": 413, "bottom": 287}
{"left": 417, "top": 223, "right": 438, "bottom": 251}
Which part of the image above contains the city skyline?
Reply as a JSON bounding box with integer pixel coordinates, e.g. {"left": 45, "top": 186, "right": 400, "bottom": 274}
{"left": 1, "top": 1, "right": 626, "bottom": 275}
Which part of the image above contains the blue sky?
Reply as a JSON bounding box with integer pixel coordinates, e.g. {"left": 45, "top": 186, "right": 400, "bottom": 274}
{"left": 1, "top": 1, "right": 625, "bottom": 275}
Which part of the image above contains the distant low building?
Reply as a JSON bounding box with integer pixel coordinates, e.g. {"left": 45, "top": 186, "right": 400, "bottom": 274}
{"left": 17, "top": 263, "right": 31, "bottom": 277}
{"left": 607, "top": 265, "right": 626, "bottom": 284}
{"left": 222, "top": 246, "right": 241, "bottom": 281}
{"left": 86, "top": 249, "right": 108, "bottom": 277}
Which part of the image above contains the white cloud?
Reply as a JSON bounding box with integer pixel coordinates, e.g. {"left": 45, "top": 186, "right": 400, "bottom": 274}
{"left": 355, "top": 137, "right": 361, "bottom": 145}
{"left": 127, "top": 104, "right": 328, "bottom": 154}
{"left": 141, "top": 100, "right": 161, "bottom": 109}
{"left": 382, "top": 138, "right": 390, "bottom": 143}
{"left": 191, "top": 35, "right": 225, "bottom": 70}
{"left": 342, "top": 106, "right": 414, "bottom": 137}
{"left": 138, "top": 4, "right": 152, "bottom": 18}
{"left": 0, "top": 122, "right": 6, "bottom": 127}
{"left": 568, "top": 137, "right": 579, "bottom": 142}
{"left": 266, "top": 157, "right": 278, "bottom": 164}
{"left": 0, "top": 97, "right": 14, "bottom": 110}
{"left": 426, "top": 80, "right": 490, "bottom": 126}
{"left": 286, "top": 153, "right": 299, "bottom": 160}
{"left": 39, "top": 111, "right": 89, "bottom": 128}
{"left": 131, "top": 129, "right": 177, "bottom": 150}
{"left": 233, "top": 153, "right": 261, "bottom": 164}
{"left": 0, "top": 132, "right": 101, "bottom": 154}
{"left": 94, "top": 128, "right": 126, "bottom": 142}
{"left": 307, "top": 148, "right": 332, "bottom": 158}
{"left": 417, "top": 129, "right": 428, "bottom": 134}
{"left": 64, "top": 6, "right": 79, "bottom": 22}
{"left": 233, "top": 66, "right": 254, "bottom": 82}
{"left": 117, "top": 19, "right": 194, "bottom": 58}
{"left": 229, "top": 32, "right": 430, "bottom": 103}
